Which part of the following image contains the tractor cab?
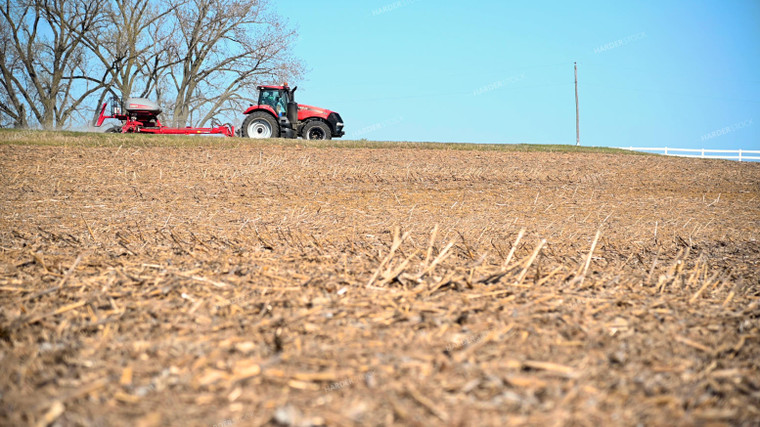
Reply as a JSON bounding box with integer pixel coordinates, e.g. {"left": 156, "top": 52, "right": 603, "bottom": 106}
{"left": 258, "top": 87, "right": 292, "bottom": 117}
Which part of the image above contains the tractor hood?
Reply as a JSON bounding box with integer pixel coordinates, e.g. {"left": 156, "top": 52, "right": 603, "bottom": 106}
{"left": 296, "top": 103, "right": 344, "bottom": 138}
{"left": 297, "top": 104, "right": 333, "bottom": 115}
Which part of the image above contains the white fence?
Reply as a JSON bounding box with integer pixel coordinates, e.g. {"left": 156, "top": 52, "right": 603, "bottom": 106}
{"left": 618, "top": 147, "right": 760, "bottom": 162}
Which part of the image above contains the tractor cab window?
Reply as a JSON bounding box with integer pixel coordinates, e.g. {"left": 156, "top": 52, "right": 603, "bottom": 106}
{"left": 259, "top": 89, "right": 288, "bottom": 116}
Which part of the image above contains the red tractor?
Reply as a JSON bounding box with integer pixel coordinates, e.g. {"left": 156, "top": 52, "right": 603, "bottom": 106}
{"left": 93, "top": 97, "right": 235, "bottom": 137}
{"left": 241, "top": 84, "right": 345, "bottom": 140}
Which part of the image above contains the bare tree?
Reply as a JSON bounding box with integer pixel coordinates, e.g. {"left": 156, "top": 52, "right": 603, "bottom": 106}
{"left": 0, "top": 0, "right": 107, "bottom": 129}
{"left": 76, "top": 0, "right": 178, "bottom": 113}
{"left": 0, "top": 0, "right": 302, "bottom": 129}
{"left": 167, "top": 0, "right": 303, "bottom": 127}
{"left": 0, "top": 17, "right": 29, "bottom": 128}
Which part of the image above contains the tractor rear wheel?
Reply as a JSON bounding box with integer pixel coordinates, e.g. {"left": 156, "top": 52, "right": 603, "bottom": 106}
{"left": 242, "top": 111, "right": 279, "bottom": 138}
{"left": 105, "top": 126, "right": 122, "bottom": 133}
{"left": 302, "top": 120, "right": 332, "bottom": 140}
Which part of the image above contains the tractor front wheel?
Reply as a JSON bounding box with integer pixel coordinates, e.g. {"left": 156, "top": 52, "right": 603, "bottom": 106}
{"left": 242, "top": 112, "right": 279, "bottom": 139}
{"left": 302, "top": 121, "right": 332, "bottom": 140}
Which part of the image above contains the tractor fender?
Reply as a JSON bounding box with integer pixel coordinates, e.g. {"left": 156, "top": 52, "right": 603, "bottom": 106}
{"left": 243, "top": 105, "right": 279, "bottom": 118}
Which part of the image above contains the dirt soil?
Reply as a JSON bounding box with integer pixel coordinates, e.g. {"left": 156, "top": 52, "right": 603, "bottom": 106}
{"left": 1, "top": 143, "right": 759, "bottom": 426}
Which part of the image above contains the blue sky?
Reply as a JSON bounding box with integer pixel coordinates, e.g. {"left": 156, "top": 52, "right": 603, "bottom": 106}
{"left": 273, "top": 0, "right": 760, "bottom": 150}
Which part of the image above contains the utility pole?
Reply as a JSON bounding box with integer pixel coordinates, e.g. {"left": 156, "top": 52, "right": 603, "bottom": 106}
{"left": 574, "top": 62, "right": 580, "bottom": 146}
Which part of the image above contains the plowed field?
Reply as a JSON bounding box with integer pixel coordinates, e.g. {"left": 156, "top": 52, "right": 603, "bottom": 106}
{"left": 1, "top": 138, "right": 759, "bottom": 426}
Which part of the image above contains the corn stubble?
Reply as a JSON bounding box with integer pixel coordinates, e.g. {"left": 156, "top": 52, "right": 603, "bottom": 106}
{"left": 1, "top": 142, "right": 759, "bottom": 426}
